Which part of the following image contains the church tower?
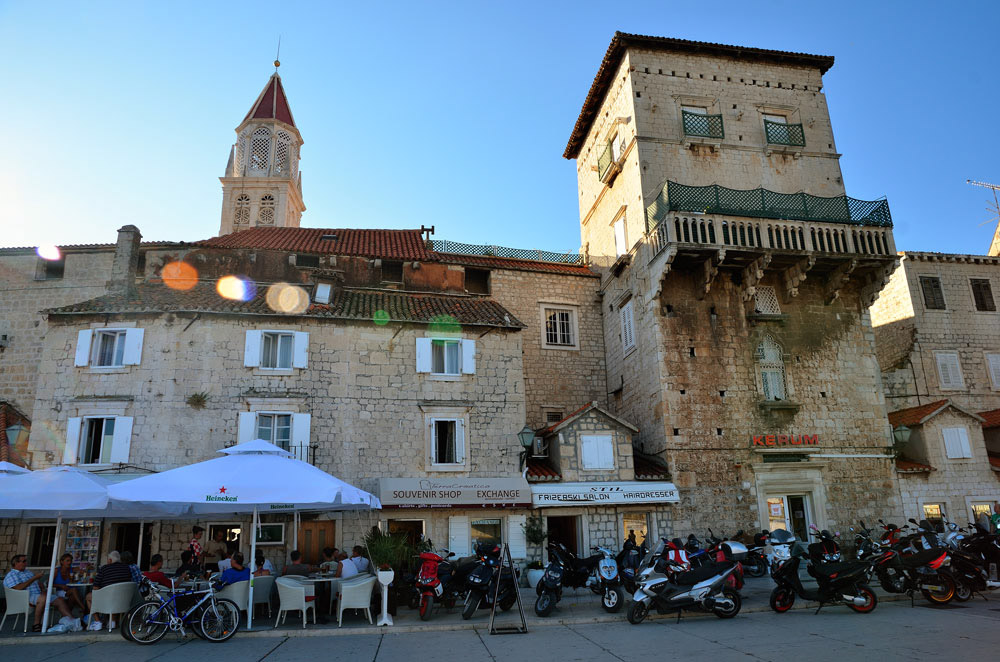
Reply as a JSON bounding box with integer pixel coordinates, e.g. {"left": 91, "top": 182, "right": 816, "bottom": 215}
{"left": 219, "top": 64, "right": 305, "bottom": 235}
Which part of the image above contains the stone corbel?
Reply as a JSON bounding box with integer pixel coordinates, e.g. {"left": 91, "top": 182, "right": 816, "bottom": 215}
{"left": 652, "top": 246, "right": 678, "bottom": 314}
{"left": 824, "top": 258, "right": 857, "bottom": 305}
{"left": 781, "top": 256, "right": 815, "bottom": 302}
{"left": 740, "top": 253, "right": 772, "bottom": 303}
{"left": 859, "top": 258, "right": 899, "bottom": 308}
{"left": 697, "top": 249, "right": 726, "bottom": 300}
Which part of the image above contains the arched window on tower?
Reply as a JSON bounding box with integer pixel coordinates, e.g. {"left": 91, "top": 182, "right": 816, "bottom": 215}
{"left": 235, "top": 130, "right": 249, "bottom": 176}
{"left": 233, "top": 194, "right": 251, "bottom": 228}
{"left": 258, "top": 194, "right": 276, "bottom": 226}
{"left": 249, "top": 127, "right": 272, "bottom": 175}
{"left": 756, "top": 335, "right": 787, "bottom": 401}
{"left": 273, "top": 131, "right": 293, "bottom": 176}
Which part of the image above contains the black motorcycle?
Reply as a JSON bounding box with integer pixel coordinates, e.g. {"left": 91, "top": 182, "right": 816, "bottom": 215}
{"left": 769, "top": 544, "right": 878, "bottom": 614}
{"left": 534, "top": 542, "right": 626, "bottom": 616}
{"left": 461, "top": 543, "right": 519, "bottom": 620}
{"left": 874, "top": 518, "right": 955, "bottom": 604}
{"left": 742, "top": 531, "right": 770, "bottom": 578}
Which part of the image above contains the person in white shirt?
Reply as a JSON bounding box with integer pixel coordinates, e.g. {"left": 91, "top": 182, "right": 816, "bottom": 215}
{"left": 334, "top": 552, "right": 358, "bottom": 579}
{"left": 217, "top": 549, "right": 233, "bottom": 573}
{"left": 349, "top": 546, "right": 370, "bottom": 573}
{"left": 254, "top": 550, "right": 276, "bottom": 575}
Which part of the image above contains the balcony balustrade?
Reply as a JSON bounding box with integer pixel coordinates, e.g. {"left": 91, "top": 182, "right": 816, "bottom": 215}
{"left": 764, "top": 119, "right": 806, "bottom": 146}
{"left": 682, "top": 110, "right": 725, "bottom": 139}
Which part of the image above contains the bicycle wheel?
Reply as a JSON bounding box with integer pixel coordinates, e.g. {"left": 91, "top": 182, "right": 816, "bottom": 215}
{"left": 126, "top": 601, "right": 170, "bottom": 645}
{"left": 199, "top": 598, "right": 240, "bottom": 642}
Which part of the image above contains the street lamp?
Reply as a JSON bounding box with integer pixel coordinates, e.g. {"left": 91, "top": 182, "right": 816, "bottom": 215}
{"left": 517, "top": 425, "right": 535, "bottom": 471}
{"left": 890, "top": 424, "right": 911, "bottom": 456}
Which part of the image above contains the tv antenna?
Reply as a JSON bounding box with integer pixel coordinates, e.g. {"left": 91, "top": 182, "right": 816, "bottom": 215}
{"left": 967, "top": 179, "right": 1000, "bottom": 228}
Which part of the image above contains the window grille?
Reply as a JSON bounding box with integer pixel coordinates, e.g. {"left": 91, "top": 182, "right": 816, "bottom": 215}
{"left": 235, "top": 131, "right": 248, "bottom": 175}
{"left": 920, "top": 276, "right": 946, "bottom": 310}
{"left": 258, "top": 194, "right": 276, "bottom": 226}
{"left": 756, "top": 335, "right": 786, "bottom": 400}
{"left": 234, "top": 194, "right": 250, "bottom": 227}
{"left": 545, "top": 309, "right": 574, "bottom": 346}
{"left": 249, "top": 127, "right": 271, "bottom": 174}
{"left": 754, "top": 286, "right": 781, "bottom": 314}
{"left": 274, "top": 131, "right": 292, "bottom": 176}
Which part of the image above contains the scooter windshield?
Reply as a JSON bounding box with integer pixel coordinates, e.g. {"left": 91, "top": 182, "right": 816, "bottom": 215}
{"left": 769, "top": 529, "right": 794, "bottom": 544}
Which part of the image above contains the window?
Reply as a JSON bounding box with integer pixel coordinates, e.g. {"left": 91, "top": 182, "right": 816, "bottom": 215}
{"left": 234, "top": 194, "right": 250, "bottom": 227}
{"left": 757, "top": 335, "right": 787, "bottom": 400}
{"left": 382, "top": 261, "right": 403, "bottom": 283}
{"left": 27, "top": 524, "right": 56, "bottom": 566}
{"left": 623, "top": 513, "right": 649, "bottom": 547}
{"left": 613, "top": 216, "right": 627, "bottom": 258}
{"left": 36, "top": 256, "right": 65, "bottom": 280}
{"left": 920, "top": 276, "right": 946, "bottom": 310}
{"left": 610, "top": 129, "right": 626, "bottom": 162}
{"left": 81, "top": 417, "right": 115, "bottom": 464}
{"left": 258, "top": 194, "right": 275, "bottom": 226}
{"left": 987, "top": 353, "right": 1000, "bottom": 389}
{"left": 431, "top": 419, "right": 464, "bottom": 465}
{"left": 207, "top": 524, "right": 242, "bottom": 554}
{"left": 754, "top": 286, "right": 781, "bottom": 315}
{"left": 620, "top": 300, "right": 636, "bottom": 354}
{"left": 273, "top": 130, "right": 293, "bottom": 176}
{"left": 464, "top": 268, "right": 490, "bottom": 294}
{"left": 256, "top": 413, "right": 292, "bottom": 450}
{"left": 922, "top": 503, "right": 945, "bottom": 532}
{"left": 544, "top": 308, "right": 575, "bottom": 347}
{"left": 971, "top": 279, "right": 996, "bottom": 312}
{"left": 471, "top": 519, "right": 502, "bottom": 547}
{"left": 544, "top": 410, "right": 564, "bottom": 426}
{"left": 64, "top": 415, "right": 132, "bottom": 465}
{"left": 249, "top": 127, "right": 271, "bottom": 173}
{"left": 75, "top": 328, "right": 144, "bottom": 368}
{"left": 971, "top": 502, "right": 993, "bottom": 524}
{"left": 244, "top": 330, "right": 308, "bottom": 369}
{"left": 296, "top": 254, "right": 320, "bottom": 268}
{"left": 314, "top": 282, "right": 332, "bottom": 304}
{"left": 942, "top": 427, "right": 972, "bottom": 459}
{"left": 415, "top": 338, "right": 475, "bottom": 374}
{"left": 581, "top": 434, "right": 615, "bottom": 470}
{"left": 935, "top": 351, "right": 965, "bottom": 390}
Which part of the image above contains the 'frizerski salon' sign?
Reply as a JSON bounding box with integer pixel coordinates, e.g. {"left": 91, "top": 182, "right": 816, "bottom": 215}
{"left": 531, "top": 481, "right": 680, "bottom": 507}
{"left": 751, "top": 434, "right": 820, "bottom": 447}
{"left": 378, "top": 477, "right": 532, "bottom": 509}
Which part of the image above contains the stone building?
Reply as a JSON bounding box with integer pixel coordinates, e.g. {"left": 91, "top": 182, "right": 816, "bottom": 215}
{"left": 562, "top": 32, "right": 902, "bottom": 539}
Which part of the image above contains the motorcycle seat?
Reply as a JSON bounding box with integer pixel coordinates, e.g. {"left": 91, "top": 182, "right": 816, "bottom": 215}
{"left": 810, "top": 561, "right": 862, "bottom": 576}
{"left": 901, "top": 549, "right": 945, "bottom": 568}
{"left": 674, "top": 562, "right": 734, "bottom": 586}
{"left": 573, "top": 554, "right": 603, "bottom": 571}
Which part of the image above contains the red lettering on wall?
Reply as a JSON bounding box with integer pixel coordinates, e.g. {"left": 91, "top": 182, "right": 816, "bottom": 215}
{"left": 752, "top": 436, "right": 765, "bottom": 446}
{"left": 766, "top": 435, "right": 776, "bottom": 446}
{"left": 803, "top": 434, "right": 819, "bottom": 445}
{"left": 750, "top": 434, "right": 820, "bottom": 447}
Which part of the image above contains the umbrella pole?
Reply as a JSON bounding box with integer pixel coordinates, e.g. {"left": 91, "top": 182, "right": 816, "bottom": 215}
{"left": 41, "top": 515, "right": 62, "bottom": 634}
{"left": 136, "top": 520, "right": 144, "bottom": 569}
{"left": 293, "top": 512, "right": 298, "bottom": 551}
{"left": 248, "top": 506, "right": 257, "bottom": 630}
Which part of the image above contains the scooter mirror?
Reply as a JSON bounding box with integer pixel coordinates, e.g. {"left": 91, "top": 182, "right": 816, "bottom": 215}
{"left": 908, "top": 518, "right": 918, "bottom": 525}
{"left": 809, "top": 524, "right": 819, "bottom": 531}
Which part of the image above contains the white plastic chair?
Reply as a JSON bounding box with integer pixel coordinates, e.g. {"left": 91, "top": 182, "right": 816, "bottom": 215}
{"left": 336, "top": 575, "right": 375, "bottom": 627}
{"left": 275, "top": 578, "right": 315, "bottom": 628}
{"left": 217, "top": 580, "right": 250, "bottom": 613}
{"left": 0, "top": 587, "right": 31, "bottom": 632}
{"left": 252, "top": 575, "right": 275, "bottom": 618}
{"left": 90, "top": 582, "right": 138, "bottom": 631}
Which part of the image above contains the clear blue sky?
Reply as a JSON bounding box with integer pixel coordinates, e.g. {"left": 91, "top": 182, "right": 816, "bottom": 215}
{"left": 1, "top": 0, "right": 998, "bottom": 255}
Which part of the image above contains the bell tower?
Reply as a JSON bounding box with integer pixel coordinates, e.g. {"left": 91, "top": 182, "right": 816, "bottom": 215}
{"left": 219, "top": 62, "right": 305, "bottom": 235}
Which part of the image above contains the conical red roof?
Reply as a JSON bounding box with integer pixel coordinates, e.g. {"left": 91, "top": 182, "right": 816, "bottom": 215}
{"left": 243, "top": 73, "right": 295, "bottom": 127}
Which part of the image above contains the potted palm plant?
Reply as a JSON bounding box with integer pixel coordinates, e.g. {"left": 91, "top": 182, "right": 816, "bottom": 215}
{"left": 363, "top": 526, "right": 411, "bottom": 621}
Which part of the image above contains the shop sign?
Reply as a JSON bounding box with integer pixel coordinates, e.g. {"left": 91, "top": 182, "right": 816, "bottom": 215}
{"left": 752, "top": 434, "right": 819, "bottom": 447}
{"left": 378, "top": 477, "right": 531, "bottom": 509}
{"left": 531, "top": 481, "right": 679, "bottom": 507}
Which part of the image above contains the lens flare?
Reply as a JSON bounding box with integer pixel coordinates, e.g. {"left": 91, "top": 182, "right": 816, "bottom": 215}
{"left": 162, "top": 261, "right": 198, "bottom": 291}
{"left": 265, "top": 283, "right": 310, "bottom": 314}
{"left": 428, "top": 314, "right": 460, "bottom": 334}
{"left": 373, "top": 310, "right": 390, "bottom": 326}
{"left": 36, "top": 245, "right": 61, "bottom": 261}
{"left": 217, "top": 275, "right": 255, "bottom": 301}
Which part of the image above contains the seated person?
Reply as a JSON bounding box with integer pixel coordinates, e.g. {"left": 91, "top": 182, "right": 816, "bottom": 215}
{"left": 349, "top": 546, "right": 370, "bottom": 573}
{"left": 334, "top": 552, "right": 358, "bottom": 579}
{"left": 254, "top": 549, "right": 276, "bottom": 576}
{"left": 319, "top": 547, "right": 338, "bottom": 572}
{"left": 174, "top": 550, "right": 203, "bottom": 580}
{"left": 85, "top": 551, "right": 134, "bottom": 629}
{"left": 120, "top": 551, "right": 142, "bottom": 584}
{"left": 281, "top": 550, "right": 313, "bottom": 576}
{"left": 143, "top": 554, "right": 173, "bottom": 588}
{"left": 4, "top": 553, "right": 73, "bottom": 632}
{"left": 219, "top": 552, "right": 250, "bottom": 585}
{"left": 52, "top": 552, "right": 86, "bottom": 614}
{"left": 217, "top": 548, "right": 233, "bottom": 573}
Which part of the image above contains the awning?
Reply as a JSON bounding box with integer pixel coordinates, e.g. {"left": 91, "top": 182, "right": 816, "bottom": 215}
{"left": 531, "top": 481, "right": 680, "bottom": 507}
{"left": 378, "top": 477, "right": 531, "bottom": 509}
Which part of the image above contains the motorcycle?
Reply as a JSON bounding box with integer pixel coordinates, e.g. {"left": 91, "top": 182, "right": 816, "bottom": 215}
{"left": 626, "top": 537, "right": 743, "bottom": 624}
{"left": 873, "top": 519, "right": 955, "bottom": 604}
{"left": 616, "top": 538, "right": 643, "bottom": 595}
{"left": 742, "top": 530, "right": 770, "bottom": 578}
{"left": 412, "top": 548, "right": 477, "bottom": 620}
{"left": 943, "top": 518, "right": 1000, "bottom": 601}
{"left": 806, "top": 525, "right": 842, "bottom": 564}
{"left": 534, "top": 542, "right": 626, "bottom": 616}
{"left": 767, "top": 529, "right": 796, "bottom": 576}
{"left": 461, "top": 542, "right": 519, "bottom": 620}
{"left": 769, "top": 544, "right": 878, "bottom": 614}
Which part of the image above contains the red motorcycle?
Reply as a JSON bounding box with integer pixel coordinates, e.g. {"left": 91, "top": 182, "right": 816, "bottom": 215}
{"left": 413, "top": 549, "right": 477, "bottom": 621}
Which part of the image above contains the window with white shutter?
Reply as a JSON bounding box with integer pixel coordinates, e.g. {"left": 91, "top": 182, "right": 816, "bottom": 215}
{"left": 245, "top": 330, "right": 307, "bottom": 369}
{"left": 506, "top": 514, "right": 527, "bottom": 560}
{"left": 75, "top": 328, "right": 143, "bottom": 367}
{"left": 581, "top": 434, "right": 614, "bottom": 470}
{"left": 614, "top": 217, "right": 627, "bottom": 258}
{"left": 72, "top": 416, "right": 133, "bottom": 465}
{"left": 935, "top": 351, "right": 965, "bottom": 390}
{"left": 448, "top": 516, "right": 470, "bottom": 556}
{"left": 620, "top": 300, "right": 636, "bottom": 354}
{"left": 986, "top": 353, "right": 1000, "bottom": 389}
{"left": 942, "top": 427, "right": 972, "bottom": 459}
{"left": 416, "top": 338, "right": 475, "bottom": 374}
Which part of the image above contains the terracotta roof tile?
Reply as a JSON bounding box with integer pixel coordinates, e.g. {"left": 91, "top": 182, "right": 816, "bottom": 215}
{"left": 526, "top": 457, "right": 560, "bottom": 481}
{"left": 978, "top": 408, "right": 1000, "bottom": 430}
{"left": 539, "top": 402, "right": 593, "bottom": 435}
{"left": 436, "top": 252, "right": 597, "bottom": 277}
{"left": 989, "top": 454, "right": 1000, "bottom": 470}
{"left": 45, "top": 281, "right": 526, "bottom": 329}
{"left": 896, "top": 458, "right": 934, "bottom": 473}
{"left": 888, "top": 400, "right": 949, "bottom": 428}
{"left": 197, "top": 228, "right": 433, "bottom": 260}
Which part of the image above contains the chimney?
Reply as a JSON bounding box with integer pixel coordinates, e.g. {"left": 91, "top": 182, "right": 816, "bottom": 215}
{"left": 109, "top": 225, "right": 142, "bottom": 297}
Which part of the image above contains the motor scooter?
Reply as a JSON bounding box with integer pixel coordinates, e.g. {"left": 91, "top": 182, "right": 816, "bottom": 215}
{"left": 461, "top": 543, "right": 519, "bottom": 620}
{"left": 769, "top": 546, "right": 878, "bottom": 614}
{"left": 534, "top": 543, "right": 626, "bottom": 616}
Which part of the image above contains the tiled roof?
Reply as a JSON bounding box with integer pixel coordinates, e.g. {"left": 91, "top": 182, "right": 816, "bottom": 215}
{"left": 539, "top": 401, "right": 639, "bottom": 436}
{"left": 564, "top": 32, "right": 835, "bottom": 159}
{"left": 197, "top": 228, "right": 433, "bottom": 260}
{"left": 436, "top": 252, "right": 597, "bottom": 277}
{"left": 45, "top": 281, "right": 526, "bottom": 329}
{"left": 0, "top": 240, "right": 183, "bottom": 254}
{"left": 979, "top": 408, "right": 1000, "bottom": 430}
{"left": 888, "top": 400, "right": 949, "bottom": 428}
{"left": 896, "top": 459, "right": 934, "bottom": 473}
{"left": 244, "top": 73, "right": 296, "bottom": 127}
{"left": 988, "top": 454, "right": 1000, "bottom": 470}
{"left": 526, "top": 457, "right": 560, "bottom": 482}
{"left": 634, "top": 452, "right": 670, "bottom": 481}
{"left": 539, "top": 402, "right": 593, "bottom": 435}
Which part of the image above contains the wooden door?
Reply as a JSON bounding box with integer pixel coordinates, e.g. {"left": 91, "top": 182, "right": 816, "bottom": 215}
{"left": 298, "top": 521, "right": 335, "bottom": 565}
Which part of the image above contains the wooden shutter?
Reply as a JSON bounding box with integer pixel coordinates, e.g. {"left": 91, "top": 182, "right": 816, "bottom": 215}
{"left": 448, "top": 516, "right": 470, "bottom": 556}
{"left": 64, "top": 417, "right": 82, "bottom": 464}
{"left": 109, "top": 416, "right": 133, "bottom": 463}
{"left": 936, "top": 352, "right": 964, "bottom": 389}
{"left": 943, "top": 427, "right": 971, "bottom": 459}
{"left": 987, "top": 353, "right": 1000, "bottom": 388}
{"left": 598, "top": 435, "right": 615, "bottom": 469}
{"left": 920, "top": 277, "right": 945, "bottom": 310}
{"left": 620, "top": 300, "right": 635, "bottom": 352}
{"left": 461, "top": 340, "right": 476, "bottom": 374}
{"left": 415, "top": 338, "right": 432, "bottom": 373}
{"left": 74, "top": 330, "right": 92, "bottom": 367}
{"left": 292, "top": 331, "right": 309, "bottom": 368}
{"left": 291, "top": 413, "right": 311, "bottom": 459}
{"left": 244, "top": 330, "right": 262, "bottom": 367}
{"left": 122, "top": 328, "right": 144, "bottom": 365}
{"left": 454, "top": 419, "right": 466, "bottom": 464}
{"left": 507, "top": 514, "right": 527, "bottom": 559}
{"left": 580, "top": 435, "right": 598, "bottom": 469}
{"left": 971, "top": 279, "right": 996, "bottom": 312}
{"left": 237, "top": 412, "right": 256, "bottom": 443}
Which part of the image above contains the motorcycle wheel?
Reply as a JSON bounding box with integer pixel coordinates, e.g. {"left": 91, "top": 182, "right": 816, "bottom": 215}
{"left": 769, "top": 587, "right": 795, "bottom": 613}
{"left": 744, "top": 555, "right": 767, "bottom": 578}
{"left": 499, "top": 594, "right": 516, "bottom": 611}
{"left": 953, "top": 578, "right": 973, "bottom": 602}
{"left": 601, "top": 586, "right": 625, "bottom": 613}
{"left": 921, "top": 572, "right": 956, "bottom": 604}
{"left": 408, "top": 592, "right": 420, "bottom": 610}
{"left": 877, "top": 567, "right": 905, "bottom": 593}
{"left": 462, "top": 591, "right": 482, "bottom": 620}
{"left": 419, "top": 593, "right": 433, "bottom": 621}
{"left": 847, "top": 584, "right": 878, "bottom": 613}
{"left": 626, "top": 600, "right": 649, "bottom": 625}
{"left": 713, "top": 588, "right": 741, "bottom": 619}
{"left": 534, "top": 591, "right": 556, "bottom": 617}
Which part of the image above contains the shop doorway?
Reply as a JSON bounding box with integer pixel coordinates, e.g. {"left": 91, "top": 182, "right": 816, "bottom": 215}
{"left": 110, "top": 522, "right": 153, "bottom": 571}
{"left": 546, "top": 515, "right": 579, "bottom": 556}
{"left": 388, "top": 519, "right": 425, "bottom": 547}
{"left": 766, "top": 495, "right": 811, "bottom": 540}
{"left": 298, "top": 520, "right": 335, "bottom": 564}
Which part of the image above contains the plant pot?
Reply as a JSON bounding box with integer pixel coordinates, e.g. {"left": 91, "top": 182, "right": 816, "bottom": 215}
{"left": 527, "top": 568, "right": 545, "bottom": 589}
{"left": 377, "top": 569, "right": 395, "bottom": 586}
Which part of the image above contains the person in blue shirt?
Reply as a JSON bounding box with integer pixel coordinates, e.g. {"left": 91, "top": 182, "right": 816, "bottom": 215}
{"left": 219, "top": 552, "right": 250, "bottom": 585}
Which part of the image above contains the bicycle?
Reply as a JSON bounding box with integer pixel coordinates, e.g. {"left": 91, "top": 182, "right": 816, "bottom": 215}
{"left": 125, "top": 576, "right": 240, "bottom": 644}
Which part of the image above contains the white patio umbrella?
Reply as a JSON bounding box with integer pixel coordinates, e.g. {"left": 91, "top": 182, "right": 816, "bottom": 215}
{"left": 107, "top": 439, "right": 381, "bottom": 629}
{"left": 0, "top": 460, "right": 30, "bottom": 474}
